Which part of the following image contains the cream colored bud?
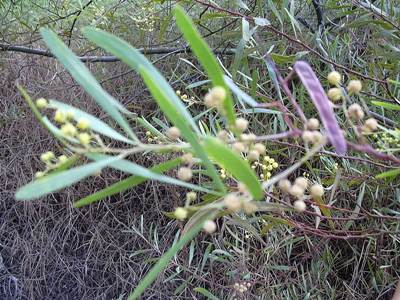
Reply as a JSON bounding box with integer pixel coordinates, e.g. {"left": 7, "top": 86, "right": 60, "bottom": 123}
{"left": 248, "top": 150, "right": 260, "bottom": 161}
{"left": 54, "top": 110, "right": 66, "bottom": 123}
{"left": 66, "top": 110, "right": 74, "bottom": 120}
{"left": 58, "top": 155, "right": 68, "bottom": 164}
{"left": 36, "top": 98, "right": 48, "bottom": 109}
{"left": 289, "top": 185, "right": 304, "bottom": 198}
{"left": 278, "top": 179, "right": 291, "bottom": 193}
{"left": 364, "top": 118, "right": 378, "bottom": 131}
{"left": 310, "top": 184, "right": 324, "bottom": 197}
{"left": 347, "top": 80, "right": 362, "bottom": 95}
{"left": 174, "top": 207, "right": 188, "bottom": 220}
{"left": 209, "top": 86, "right": 226, "bottom": 102}
{"left": 237, "top": 182, "right": 248, "bottom": 194}
{"left": 40, "top": 151, "right": 55, "bottom": 162}
{"left": 35, "top": 171, "right": 45, "bottom": 178}
{"left": 217, "top": 130, "right": 229, "bottom": 142}
{"left": 302, "top": 130, "right": 314, "bottom": 143}
{"left": 348, "top": 103, "right": 364, "bottom": 120}
{"left": 181, "top": 153, "right": 194, "bottom": 165}
{"left": 78, "top": 132, "right": 91, "bottom": 145}
{"left": 311, "top": 131, "right": 323, "bottom": 144}
{"left": 293, "top": 200, "right": 307, "bottom": 212}
{"left": 235, "top": 118, "right": 249, "bottom": 132}
{"left": 166, "top": 126, "right": 181, "bottom": 140}
{"left": 77, "top": 118, "right": 90, "bottom": 130}
{"left": 294, "top": 177, "right": 308, "bottom": 190}
{"left": 203, "top": 220, "right": 217, "bottom": 233}
{"left": 186, "top": 192, "right": 197, "bottom": 202}
{"left": 327, "top": 88, "right": 342, "bottom": 101}
{"left": 224, "top": 194, "right": 242, "bottom": 212}
{"left": 243, "top": 201, "right": 257, "bottom": 214}
{"left": 327, "top": 71, "right": 341, "bottom": 86}
{"left": 306, "top": 118, "right": 320, "bottom": 130}
{"left": 232, "top": 142, "right": 245, "bottom": 153}
{"left": 177, "top": 167, "right": 192, "bottom": 181}
{"left": 253, "top": 143, "right": 266, "bottom": 155}
{"left": 61, "top": 123, "right": 77, "bottom": 136}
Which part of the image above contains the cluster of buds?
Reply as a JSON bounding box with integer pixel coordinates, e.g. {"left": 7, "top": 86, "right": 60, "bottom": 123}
{"left": 35, "top": 152, "right": 70, "bottom": 178}
{"left": 250, "top": 155, "right": 278, "bottom": 180}
{"left": 177, "top": 152, "right": 195, "bottom": 181}
{"left": 279, "top": 177, "right": 325, "bottom": 212}
{"left": 223, "top": 190, "right": 256, "bottom": 214}
{"left": 374, "top": 131, "right": 400, "bottom": 152}
{"left": 176, "top": 90, "right": 195, "bottom": 103}
{"left": 326, "top": 71, "right": 362, "bottom": 102}
{"left": 145, "top": 131, "right": 162, "bottom": 144}
{"left": 131, "top": 5, "right": 157, "bottom": 32}
{"left": 234, "top": 282, "right": 251, "bottom": 293}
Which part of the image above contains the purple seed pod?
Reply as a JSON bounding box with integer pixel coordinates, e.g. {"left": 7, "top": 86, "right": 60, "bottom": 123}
{"left": 294, "top": 61, "right": 347, "bottom": 155}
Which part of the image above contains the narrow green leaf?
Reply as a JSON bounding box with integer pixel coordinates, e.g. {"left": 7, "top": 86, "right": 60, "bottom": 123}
{"left": 139, "top": 66, "right": 226, "bottom": 192}
{"left": 16, "top": 156, "right": 120, "bottom": 200}
{"left": 40, "top": 28, "right": 138, "bottom": 142}
{"left": 371, "top": 101, "right": 400, "bottom": 110}
{"left": 88, "top": 154, "right": 222, "bottom": 196}
{"left": 48, "top": 99, "right": 134, "bottom": 144}
{"left": 173, "top": 6, "right": 236, "bottom": 125}
{"left": 82, "top": 27, "right": 199, "bottom": 135}
{"left": 74, "top": 158, "right": 181, "bottom": 208}
{"left": 128, "top": 212, "right": 215, "bottom": 299}
{"left": 202, "top": 136, "right": 264, "bottom": 200}
{"left": 376, "top": 168, "right": 400, "bottom": 179}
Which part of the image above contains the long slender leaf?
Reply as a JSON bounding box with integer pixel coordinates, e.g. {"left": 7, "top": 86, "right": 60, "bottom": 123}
{"left": 87, "top": 154, "right": 222, "bottom": 196}
{"left": 202, "top": 136, "right": 264, "bottom": 200}
{"left": 16, "top": 156, "right": 120, "bottom": 200}
{"left": 173, "top": 6, "right": 236, "bottom": 125}
{"left": 128, "top": 212, "right": 215, "bottom": 299}
{"left": 74, "top": 158, "right": 182, "bottom": 207}
{"left": 40, "top": 28, "right": 138, "bottom": 142}
{"left": 139, "top": 66, "right": 226, "bottom": 192}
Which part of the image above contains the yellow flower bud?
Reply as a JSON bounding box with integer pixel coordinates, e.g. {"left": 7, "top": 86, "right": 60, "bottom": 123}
{"left": 35, "top": 171, "right": 45, "bottom": 178}
{"left": 209, "top": 86, "right": 226, "bottom": 102}
{"left": 54, "top": 110, "right": 66, "bottom": 123}
{"left": 78, "top": 132, "right": 91, "bottom": 145}
{"left": 306, "top": 118, "right": 320, "bottom": 130}
{"left": 166, "top": 126, "right": 181, "bottom": 140}
{"left": 278, "top": 179, "right": 291, "bottom": 193}
{"left": 248, "top": 150, "right": 260, "bottom": 161}
{"left": 186, "top": 192, "right": 197, "bottom": 202}
{"left": 235, "top": 118, "right": 249, "bottom": 132}
{"left": 58, "top": 155, "right": 68, "bottom": 164}
{"left": 61, "top": 123, "right": 77, "bottom": 136}
{"left": 232, "top": 142, "right": 246, "bottom": 153}
{"left": 253, "top": 143, "right": 266, "bottom": 155}
{"left": 327, "top": 88, "right": 342, "bottom": 101}
{"left": 217, "top": 130, "right": 229, "bottom": 142}
{"left": 181, "top": 153, "right": 194, "bottom": 165}
{"left": 36, "top": 98, "right": 48, "bottom": 109}
{"left": 177, "top": 167, "right": 192, "bottom": 181}
{"left": 327, "top": 71, "right": 341, "bottom": 86}
{"left": 294, "top": 177, "right": 308, "bottom": 190}
{"left": 203, "top": 220, "right": 217, "bottom": 234}
{"left": 348, "top": 103, "right": 364, "bottom": 121}
{"left": 364, "top": 118, "right": 378, "bottom": 131}
{"left": 289, "top": 185, "right": 304, "bottom": 198}
{"left": 174, "top": 207, "right": 188, "bottom": 220}
{"left": 293, "top": 200, "right": 307, "bottom": 212}
{"left": 302, "top": 130, "right": 314, "bottom": 143}
{"left": 224, "top": 194, "right": 242, "bottom": 212}
{"left": 77, "top": 118, "right": 90, "bottom": 130}
{"left": 347, "top": 80, "right": 362, "bottom": 95}
{"left": 40, "top": 151, "right": 55, "bottom": 162}
{"left": 310, "top": 184, "right": 324, "bottom": 197}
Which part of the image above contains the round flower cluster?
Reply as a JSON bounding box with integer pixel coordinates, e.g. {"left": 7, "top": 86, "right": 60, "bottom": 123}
{"left": 35, "top": 151, "right": 70, "bottom": 178}
{"left": 204, "top": 86, "right": 226, "bottom": 112}
{"left": 131, "top": 5, "right": 157, "bottom": 32}
{"left": 145, "top": 131, "right": 162, "bottom": 144}
{"left": 223, "top": 189, "right": 257, "bottom": 215}
{"left": 278, "top": 177, "right": 325, "bottom": 213}
{"left": 326, "top": 70, "right": 362, "bottom": 103}
{"left": 176, "top": 90, "right": 195, "bottom": 104}
{"left": 373, "top": 130, "right": 400, "bottom": 153}
{"left": 234, "top": 282, "right": 251, "bottom": 293}
{"left": 250, "top": 155, "right": 279, "bottom": 180}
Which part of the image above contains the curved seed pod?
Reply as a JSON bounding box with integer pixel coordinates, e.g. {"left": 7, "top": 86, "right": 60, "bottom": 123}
{"left": 294, "top": 61, "right": 347, "bottom": 155}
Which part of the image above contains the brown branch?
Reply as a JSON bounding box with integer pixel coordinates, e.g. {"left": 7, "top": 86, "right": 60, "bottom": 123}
{"left": 0, "top": 43, "right": 236, "bottom": 62}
